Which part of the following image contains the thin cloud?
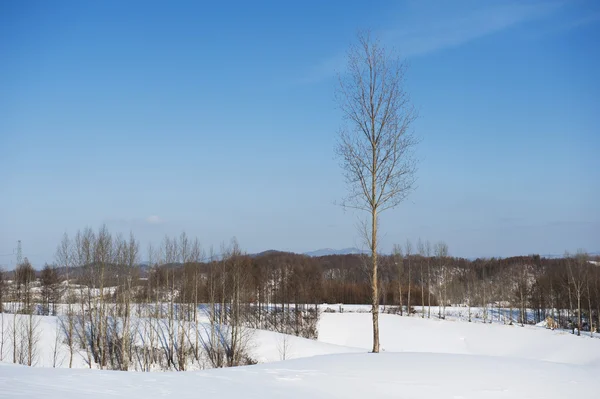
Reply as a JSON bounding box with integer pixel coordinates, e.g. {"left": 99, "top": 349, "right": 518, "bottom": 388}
{"left": 104, "top": 215, "right": 166, "bottom": 227}
{"left": 382, "top": 2, "right": 560, "bottom": 58}
{"left": 303, "top": 1, "right": 565, "bottom": 83}
{"left": 301, "top": 53, "right": 347, "bottom": 85}
{"left": 146, "top": 215, "right": 164, "bottom": 225}
{"left": 526, "top": 10, "right": 600, "bottom": 38}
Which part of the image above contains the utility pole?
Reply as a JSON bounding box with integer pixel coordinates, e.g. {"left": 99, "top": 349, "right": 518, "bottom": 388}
{"left": 16, "top": 240, "right": 22, "bottom": 266}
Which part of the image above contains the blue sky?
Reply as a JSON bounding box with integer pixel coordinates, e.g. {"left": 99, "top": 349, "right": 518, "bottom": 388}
{"left": 1, "top": 0, "right": 598, "bottom": 267}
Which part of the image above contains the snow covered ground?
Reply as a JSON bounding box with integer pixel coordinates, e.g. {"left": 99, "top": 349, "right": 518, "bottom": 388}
{"left": 318, "top": 313, "right": 600, "bottom": 366}
{"left": 1, "top": 352, "right": 595, "bottom": 398}
{"left": 1, "top": 311, "right": 598, "bottom": 398}
{"left": 0, "top": 313, "right": 360, "bottom": 368}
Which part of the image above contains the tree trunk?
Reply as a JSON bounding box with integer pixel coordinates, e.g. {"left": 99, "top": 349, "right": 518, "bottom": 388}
{"left": 407, "top": 258, "right": 411, "bottom": 316}
{"left": 371, "top": 207, "right": 379, "bottom": 353}
{"left": 421, "top": 262, "right": 425, "bottom": 318}
{"left": 587, "top": 290, "right": 593, "bottom": 338}
{"left": 577, "top": 295, "right": 581, "bottom": 336}
{"left": 427, "top": 258, "right": 431, "bottom": 318}
{"left": 398, "top": 266, "right": 403, "bottom": 317}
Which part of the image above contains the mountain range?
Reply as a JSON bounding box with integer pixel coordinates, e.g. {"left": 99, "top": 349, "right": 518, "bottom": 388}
{"left": 303, "top": 248, "right": 368, "bottom": 257}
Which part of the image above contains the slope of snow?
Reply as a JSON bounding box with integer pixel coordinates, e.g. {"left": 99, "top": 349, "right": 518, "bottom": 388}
{"left": 3, "top": 312, "right": 600, "bottom": 398}
{"left": 318, "top": 313, "right": 600, "bottom": 366}
{"left": 0, "top": 352, "right": 595, "bottom": 399}
{"left": 0, "top": 314, "right": 90, "bottom": 368}
{"left": 0, "top": 314, "right": 360, "bottom": 368}
{"left": 248, "top": 329, "right": 361, "bottom": 363}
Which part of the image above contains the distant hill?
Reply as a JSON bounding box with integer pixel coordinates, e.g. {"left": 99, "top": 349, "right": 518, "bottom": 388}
{"left": 250, "top": 250, "right": 296, "bottom": 258}
{"left": 541, "top": 251, "right": 600, "bottom": 259}
{"left": 303, "top": 248, "right": 368, "bottom": 257}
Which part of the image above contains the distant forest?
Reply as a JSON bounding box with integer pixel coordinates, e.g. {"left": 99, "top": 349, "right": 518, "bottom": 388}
{"left": 2, "top": 228, "right": 599, "bottom": 332}
{"left": 1, "top": 227, "right": 598, "bottom": 370}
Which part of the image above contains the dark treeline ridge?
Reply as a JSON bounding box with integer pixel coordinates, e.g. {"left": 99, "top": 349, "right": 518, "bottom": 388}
{"left": 1, "top": 228, "right": 599, "bottom": 343}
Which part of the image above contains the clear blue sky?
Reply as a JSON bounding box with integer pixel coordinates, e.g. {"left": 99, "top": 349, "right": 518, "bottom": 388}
{"left": 1, "top": 0, "right": 599, "bottom": 267}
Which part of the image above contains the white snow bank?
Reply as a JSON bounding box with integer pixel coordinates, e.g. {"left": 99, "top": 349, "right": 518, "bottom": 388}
{"left": 250, "top": 329, "right": 361, "bottom": 363}
{"left": 318, "top": 313, "right": 600, "bottom": 366}
{"left": 0, "top": 352, "right": 595, "bottom": 399}
{"left": 0, "top": 314, "right": 360, "bottom": 368}
{"left": 535, "top": 319, "right": 547, "bottom": 327}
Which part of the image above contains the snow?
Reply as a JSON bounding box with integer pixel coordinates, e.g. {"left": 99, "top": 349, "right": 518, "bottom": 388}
{"left": 535, "top": 319, "right": 548, "bottom": 327}
{"left": 1, "top": 311, "right": 599, "bottom": 398}
{"left": 0, "top": 314, "right": 89, "bottom": 368}
{"left": 0, "top": 313, "right": 359, "bottom": 368}
{"left": 1, "top": 352, "right": 596, "bottom": 398}
{"left": 318, "top": 313, "right": 600, "bottom": 366}
{"left": 249, "top": 328, "right": 361, "bottom": 363}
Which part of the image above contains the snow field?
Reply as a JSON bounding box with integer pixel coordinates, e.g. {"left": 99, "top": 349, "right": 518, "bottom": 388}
{"left": 0, "top": 313, "right": 359, "bottom": 368}
{"left": 0, "top": 352, "right": 595, "bottom": 398}
{"left": 318, "top": 313, "right": 600, "bottom": 366}
{"left": 1, "top": 311, "right": 599, "bottom": 398}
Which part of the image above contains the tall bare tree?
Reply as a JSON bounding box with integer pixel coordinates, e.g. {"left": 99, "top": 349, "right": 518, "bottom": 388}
{"left": 566, "top": 250, "right": 589, "bottom": 336}
{"left": 40, "top": 264, "right": 60, "bottom": 316}
{"left": 434, "top": 242, "right": 448, "bottom": 319}
{"left": 417, "top": 239, "right": 425, "bottom": 318}
{"left": 0, "top": 268, "right": 5, "bottom": 361}
{"left": 336, "top": 32, "right": 417, "bottom": 353}
{"left": 405, "top": 240, "right": 413, "bottom": 316}
{"left": 393, "top": 244, "right": 404, "bottom": 316}
{"left": 56, "top": 231, "right": 76, "bottom": 368}
{"left": 425, "top": 240, "right": 432, "bottom": 318}
{"left": 0, "top": 267, "right": 4, "bottom": 314}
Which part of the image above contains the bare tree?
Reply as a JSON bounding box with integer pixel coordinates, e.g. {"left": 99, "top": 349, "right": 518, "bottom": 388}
{"left": 566, "top": 250, "right": 589, "bottom": 336}
{"left": 74, "top": 228, "right": 94, "bottom": 368}
{"left": 417, "top": 239, "right": 425, "bottom": 318}
{"left": 15, "top": 258, "right": 35, "bottom": 313}
{"left": 40, "top": 264, "right": 60, "bottom": 316}
{"left": 99, "top": 226, "right": 113, "bottom": 369}
{"left": 206, "top": 246, "right": 225, "bottom": 368}
{"left": 223, "top": 238, "right": 252, "bottom": 367}
{"left": 593, "top": 265, "right": 600, "bottom": 335}
{"left": 276, "top": 332, "right": 292, "bottom": 361}
{"left": 23, "top": 313, "right": 41, "bottom": 366}
{"left": 393, "top": 244, "right": 404, "bottom": 316}
{"left": 405, "top": 240, "right": 413, "bottom": 315}
{"left": 514, "top": 263, "right": 531, "bottom": 326}
{"left": 190, "top": 238, "right": 203, "bottom": 365}
{"left": 0, "top": 268, "right": 5, "bottom": 361}
{"left": 51, "top": 318, "right": 64, "bottom": 368}
{"left": 426, "top": 241, "right": 432, "bottom": 318}
{"left": 13, "top": 258, "right": 35, "bottom": 364}
{"left": 122, "top": 232, "right": 138, "bottom": 370}
{"left": 336, "top": 31, "right": 417, "bottom": 353}
{"left": 0, "top": 267, "right": 4, "bottom": 313}
{"left": 0, "top": 310, "right": 7, "bottom": 362}
{"left": 463, "top": 261, "right": 474, "bottom": 322}
{"left": 434, "top": 242, "right": 448, "bottom": 319}
{"left": 586, "top": 269, "right": 593, "bottom": 337}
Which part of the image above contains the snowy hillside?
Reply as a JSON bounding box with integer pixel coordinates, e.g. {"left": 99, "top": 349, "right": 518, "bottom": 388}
{"left": 0, "top": 352, "right": 595, "bottom": 398}
{"left": 318, "top": 313, "right": 600, "bottom": 366}
{"left": 1, "top": 312, "right": 599, "bottom": 398}
{"left": 0, "top": 314, "right": 360, "bottom": 368}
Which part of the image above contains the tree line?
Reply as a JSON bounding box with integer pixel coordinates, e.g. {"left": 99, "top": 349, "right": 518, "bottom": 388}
{"left": 0, "top": 227, "right": 320, "bottom": 370}
{"left": 1, "top": 226, "right": 598, "bottom": 369}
